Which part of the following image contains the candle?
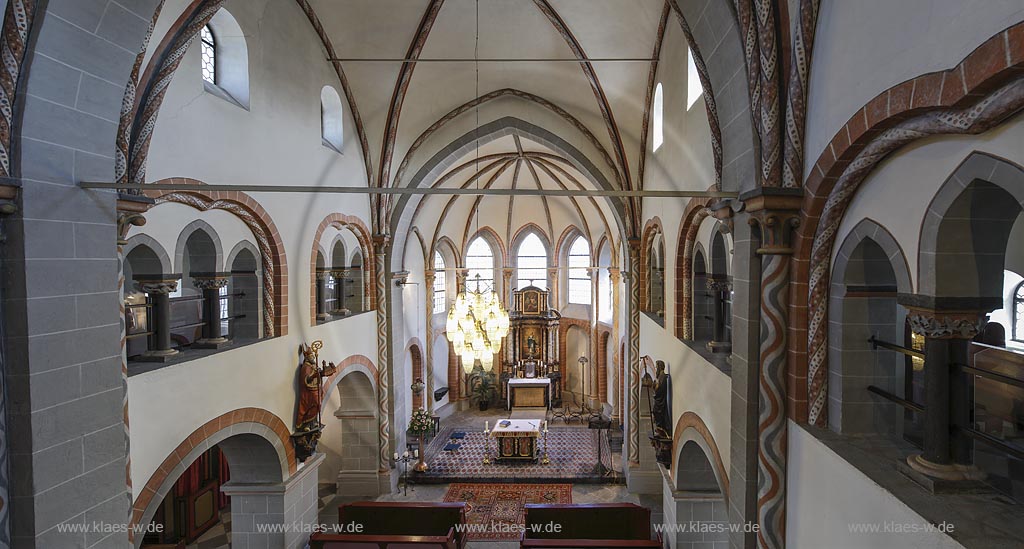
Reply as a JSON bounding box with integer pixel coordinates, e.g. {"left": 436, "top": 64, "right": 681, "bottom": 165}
{"left": 543, "top": 420, "right": 548, "bottom": 431}
{"left": 485, "top": 420, "right": 490, "bottom": 431}
{"left": 393, "top": 452, "right": 399, "bottom": 461}
{"left": 414, "top": 449, "right": 419, "bottom": 458}
{"left": 403, "top": 451, "right": 409, "bottom": 458}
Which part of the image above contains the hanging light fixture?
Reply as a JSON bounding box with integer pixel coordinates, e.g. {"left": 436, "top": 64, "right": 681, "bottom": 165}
{"left": 444, "top": 0, "right": 509, "bottom": 375}
{"left": 446, "top": 275, "right": 510, "bottom": 374}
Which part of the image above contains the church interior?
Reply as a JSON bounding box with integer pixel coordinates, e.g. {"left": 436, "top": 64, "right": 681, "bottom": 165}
{"left": 0, "top": 0, "right": 1023, "bottom": 547}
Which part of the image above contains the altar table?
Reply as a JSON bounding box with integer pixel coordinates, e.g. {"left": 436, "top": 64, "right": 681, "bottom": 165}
{"left": 490, "top": 419, "right": 541, "bottom": 461}
{"left": 507, "top": 377, "right": 551, "bottom": 409}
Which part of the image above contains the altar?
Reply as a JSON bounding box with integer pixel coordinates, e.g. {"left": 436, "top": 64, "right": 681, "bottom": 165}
{"left": 507, "top": 377, "right": 551, "bottom": 409}
{"left": 490, "top": 419, "right": 541, "bottom": 461}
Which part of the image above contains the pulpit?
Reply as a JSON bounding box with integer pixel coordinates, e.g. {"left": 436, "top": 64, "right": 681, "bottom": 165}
{"left": 501, "top": 286, "right": 561, "bottom": 408}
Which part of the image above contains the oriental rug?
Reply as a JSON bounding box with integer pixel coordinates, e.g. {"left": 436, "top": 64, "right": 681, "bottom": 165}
{"left": 442, "top": 482, "right": 572, "bottom": 541}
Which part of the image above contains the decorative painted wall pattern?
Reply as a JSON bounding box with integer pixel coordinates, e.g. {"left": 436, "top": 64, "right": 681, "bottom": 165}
{"left": 0, "top": 0, "right": 36, "bottom": 179}
{"left": 782, "top": 0, "right": 820, "bottom": 188}
{"left": 756, "top": 251, "right": 789, "bottom": 549}
{"left": 115, "top": 1, "right": 165, "bottom": 191}
{"left": 804, "top": 76, "right": 1024, "bottom": 426}
{"left": 627, "top": 248, "right": 641, "bottom": 464}
{"left": 374, "top": 240, "right": 391, "bottom": 473}
{"left": 677, "top": 203, "right": 711, "bottom": 339}
{"left": 378, "top": 0, "right": 445, "bottom": 222}
{"left": 128, "top": 0, "right": 227, "bottom": 186}
{"left": 754, "top": 0, "right": 782, "bottom": 188}
{"left": 637, "top": 4, "right": 669, "bottom": 190}
{"left": 667, "top": 0, "right": 724, "bottom": 191}
{"left": 149, "top": 189, "right": 283, "bottom": 337}
{"left": 293, "top": 0, "right": 373, "bottom": 188}
{"left": 532, "top": 0, "right": 637, "bottom": 229}
{"left": 0, "top": 2, "right": 36, "bottom": 541}
{"left": 733, "top": 0, "right": 761, "bottom": 143}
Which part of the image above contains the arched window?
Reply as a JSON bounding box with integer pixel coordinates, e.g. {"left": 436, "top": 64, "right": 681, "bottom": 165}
{"left": 1015, "top": 281, "right": 1024, "bottom": 342}
{"left": 200, "top": 25, "right": 216, "bottom": 85}
{"left": 652, "top": 83, "right": 664, "bottom": 152}
{"left": 433, "top": 252, "right": 446, "bottom": 311}
{"left": 321, "top": 86, "right": 344, "bottom": 152}
{"left": 516, "top": 233, "right": 548, "bottom": 290}
{"left": 568, "top": 237, "right": 591, "bottom": 304}
{"left": 687, "top": 48, "right": 702, "bottom": 110}
{"left": 466, "top": 237, "right": 495, "bottom": 292}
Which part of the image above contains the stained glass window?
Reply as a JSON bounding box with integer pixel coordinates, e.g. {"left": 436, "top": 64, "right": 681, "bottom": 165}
{"left": 568, "top": 237, "right": 591, "bottom": 304}
{"left": 201, "top": 25, "right": 216, "bottom": 85}
{"left": 516, "top": 233, "right": 547, "bottom": 290}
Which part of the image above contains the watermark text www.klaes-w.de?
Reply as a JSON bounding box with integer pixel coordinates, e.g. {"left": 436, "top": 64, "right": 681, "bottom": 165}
{"left": 848, "top": 521, "right": 955, "bottom": 535}
{"left": 55, "top": 522, "right": 165, "bottom": 535}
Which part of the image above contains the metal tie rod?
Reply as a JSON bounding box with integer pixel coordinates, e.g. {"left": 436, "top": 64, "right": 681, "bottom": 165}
{"left": 80, "top": 182, "right": 738, "bottom": 199}
{"left": 327, "top": 58, "right": 658, "bottom": 63}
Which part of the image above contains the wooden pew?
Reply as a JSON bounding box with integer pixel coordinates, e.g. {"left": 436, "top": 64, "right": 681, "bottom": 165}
{"left": 520, "top": 503, "right": 662, "bottom": 548}
{"left": 309, "top": 501, "right": 468, "bottom": 549}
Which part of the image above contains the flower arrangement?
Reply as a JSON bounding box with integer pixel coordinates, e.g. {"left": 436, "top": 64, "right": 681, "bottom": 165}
{"left": 409, "top": 408, "right": 432, "bottom": 435}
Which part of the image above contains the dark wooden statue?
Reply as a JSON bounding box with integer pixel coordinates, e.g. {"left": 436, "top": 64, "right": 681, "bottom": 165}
{"left": 649, "top": 359, "right": 673, "bottom": 467}
{"left": 291, "top": 340, "right": 337, "bottom": 462}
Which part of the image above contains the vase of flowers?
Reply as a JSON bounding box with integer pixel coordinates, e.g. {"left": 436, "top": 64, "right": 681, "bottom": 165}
{"left": 409, "top": 408, "right": 431, "bottom": 472}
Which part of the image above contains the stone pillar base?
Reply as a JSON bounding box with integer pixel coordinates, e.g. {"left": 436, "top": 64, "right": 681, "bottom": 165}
{"left": 192, "top": 337, "right": 230, "bottom": 349}
{"left": 660, "top": 465, "right": 728, "bottom": 549}
{"left": 625, "top": 463, "right": 662, "bottom": 494}
{"left": 221, "top": 453, "right": 323, "bottom": 549}
{"left": 336, "top": 470, "right": 383, "bottom": 497}
{"left": 706, "top": 341, "right": 732, "bottom": 354}
{"left": 137, "top": 348, "right": 179, "bottom": 362}
{"left": 330, "top": 309, "right": 352, "bottom": 317}
{"left": 898, "top": 455, "right": 988, "bottom": 494}
{"left": 316, "top": 313, "right": 332, "bottom": 322}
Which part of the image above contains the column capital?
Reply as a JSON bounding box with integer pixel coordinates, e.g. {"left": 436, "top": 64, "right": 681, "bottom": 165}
{"left": 135, "top": 274, "right": 180, "bottom": 294}
{"left": 191, "top": 272, "right": 231, "bottom": 289}
{"left": 905, "top": 307, "right": 986, "bottom": 339}
{"left": 116, "top": 193, "right": 152, "bottom": 244}
{"left": 706, "top": 276, "right": 732, "bottom": 292}
{"left": 709, "top": 199, "right": 736, "bottom": 232}
{"left": 608, "top": 267, "right": 621, "bottom": 284}
{"left": 315, "top": 268, "right": 331, "bottom": 281}
{"left": 329, "top": 268, "right": 348, "bottom": 278}
{"left": 372, "top": 233, "right": 390, "bottom": 250}
{"left": 741, "top": 187, "right": 803, "bottom": 255}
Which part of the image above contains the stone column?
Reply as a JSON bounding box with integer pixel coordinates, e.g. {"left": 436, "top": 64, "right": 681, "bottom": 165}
{"left": 221, "top": 453, "right": 324, "bottom": 549}
{"left": 330, "top": 269, "right": 347, "bottom": 316}
{"left": 192, "top": 273, "right": 230, "bottom": 348}
{"left": 314, "top": 269, "right": 330, "bottom": 322}
{"left": 424, "top": 270, "right": 435, "bottom": 413}
{"left": 589, "top": 267, "right": 600, "bottom": 409}
{"left": 502, "top": 267, "right": 514, "bottom": 305}
{"left": 902, "top": 306, "right": 987, "bottom": 484}
{"left": 609, "top": 267, "right": 622, "bottom": 422}
{"left": 706, "top": 277, "right": 732, "bottom": 353}
{"left": 625, "top": 239, "right": 641, "bottom": 467}
{"left": 136, "top": 275, "right": 181, "bottom": 362}
{"left": 372, "top": 234, "right": 392, "bottom": 493}
{"left": 743, "top": 188, "right": 802, "bottom": 549}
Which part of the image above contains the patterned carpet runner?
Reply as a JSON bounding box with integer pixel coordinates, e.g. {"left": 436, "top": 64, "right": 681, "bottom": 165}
{"left": 415, "top": 427, "right": 616, "bottom": 483}
{"left": 442, "top": 483, "right": 572, "bottom": 541}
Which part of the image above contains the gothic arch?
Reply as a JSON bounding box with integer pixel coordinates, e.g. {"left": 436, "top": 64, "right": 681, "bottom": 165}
{"left": 173, "top": 219, "right": 224, "bottom": 275}
{"left": 123, "top": 234, "right": 172, "bottom": 276}
{"left": 309, "top": 213, "right": 375, "bottom": 326}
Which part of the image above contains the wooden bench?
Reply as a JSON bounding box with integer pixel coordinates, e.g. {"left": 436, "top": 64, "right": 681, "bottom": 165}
{"left": 520, "top": 503, "right": 662, "bottom": 548}
{"left": 309, "top": 501, "right": 468, "bottom": 549}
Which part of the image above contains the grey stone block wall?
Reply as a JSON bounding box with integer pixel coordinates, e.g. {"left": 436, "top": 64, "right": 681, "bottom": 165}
{"left": 6, "top": 1, "right": 161, "bottom": 546}
{"left": 223, "top": 453, "right": 323, "bottom": 549}
{"left": 726, "top": 214, "right": 759, "bottom": 549}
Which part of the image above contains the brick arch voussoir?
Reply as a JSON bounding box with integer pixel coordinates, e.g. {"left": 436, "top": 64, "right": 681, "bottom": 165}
{"left": 130, "top": 407, "right": 294, "bottom": 532}
{"left": 791, "top": 21, "right": 1024, "bottom": 426}
{"left": 670, "top": 411, "right": 729, "bottom": 500}
{"left": 309, "top": 213, "right": 375, "bottom": 325}
{"left": 145, "top": 179, "right": 288, "bottom": 337}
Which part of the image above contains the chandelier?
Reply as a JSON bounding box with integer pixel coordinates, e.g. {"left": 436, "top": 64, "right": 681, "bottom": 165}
{"left": 446, "top": 275, "right": 510, "bottom": 373}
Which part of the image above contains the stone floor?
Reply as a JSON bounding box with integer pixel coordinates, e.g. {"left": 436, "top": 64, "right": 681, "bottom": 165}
{"left": 804, "top": 424, "right": 1024, "bottom": 548}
